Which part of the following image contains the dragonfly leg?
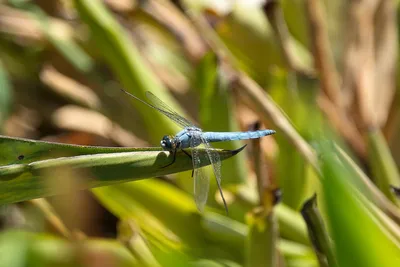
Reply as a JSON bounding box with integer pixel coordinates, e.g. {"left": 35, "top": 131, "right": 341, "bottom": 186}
{"left": 181, "top": 149, "right": 192, "bottom": 160}
{"left": 161, "top": 149, "right": 177, "bottom": 168}
{"left": 181, "top": 149, "right": 194, "bottom": 177}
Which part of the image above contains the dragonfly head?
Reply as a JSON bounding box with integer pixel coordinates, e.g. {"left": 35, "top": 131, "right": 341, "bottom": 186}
{"left": 161, "top": 135, "right": 175, "bottom": 151}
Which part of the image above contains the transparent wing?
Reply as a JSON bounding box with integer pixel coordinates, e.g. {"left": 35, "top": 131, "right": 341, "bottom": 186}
{"left": 145, "top": 91, "right": 194, "bottom": 128}
{"left": 119, "top": 89, "right": 193, "bottom": 128}
{"left": 191, "top": 139, "right": 209, "bottom": 212}
{"left": 200, "top": 136, "right": 229, "bottom": 214}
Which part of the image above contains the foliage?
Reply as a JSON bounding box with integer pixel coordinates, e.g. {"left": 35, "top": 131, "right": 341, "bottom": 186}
{"left": 0, "top": 0, "right": 400, "bottom": 266}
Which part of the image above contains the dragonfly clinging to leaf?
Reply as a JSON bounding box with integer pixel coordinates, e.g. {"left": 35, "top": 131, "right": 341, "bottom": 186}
{"left": 121, "top": 89, "right": 275, "bottom": 213}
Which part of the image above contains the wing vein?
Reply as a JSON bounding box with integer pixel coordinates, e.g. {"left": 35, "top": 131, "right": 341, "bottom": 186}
{"left": 200, "top": 136, "right": 229, "bottom": 214}
{"left": 191, "top": 135, "right": 209, "bottom": 212}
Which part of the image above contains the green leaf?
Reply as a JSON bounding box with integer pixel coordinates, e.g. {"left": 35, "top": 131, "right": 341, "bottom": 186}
{"left": 202, "top": 211, "right": 317, "bottom": 264}
{"left": 0, "top": 135, "right": 244, "bottom": 205}
{"left": 197, "top": 52, "right": 248, "bottom": 185}
{"left": 368, "top": 130, "right": 400, "bottom": 205}
{"left": 95, "top": 182, "right": 193, "bottom": 249}
{"left": 95, "top": 180, "right": 317, "bottom": 264}
{"left": 94, "top": 179, "right": 205, "bottom": 249}
{"left": 118, "top": 220, "right": 162, "bottom": 267}
{"left": 319, "top": 142, "right": 400, "bottom": 267}
{"left": 301, "top": 194, "right": 337, "bottom": 267}
{"left": 95, "top": 180, "right": 240, "bottom": 263}
{"left": 0, "top": 230, "right": 138, "bottom": 267}
{"left": 74, "top": 0, "right": 184, "bottom": 144}
{"left": 245, "top": 209, "right": 278, "bottom": 267}
{"left": 269, "top": 72, "right": 311, "bottom": 210}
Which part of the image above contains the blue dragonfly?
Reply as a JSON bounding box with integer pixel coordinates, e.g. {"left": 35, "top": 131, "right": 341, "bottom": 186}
{"left": 121, "top": 89, "right": 275, "bottom": 213}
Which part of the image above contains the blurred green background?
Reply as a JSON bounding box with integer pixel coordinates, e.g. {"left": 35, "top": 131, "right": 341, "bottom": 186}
{"left": 1, "top": 0, "right": 400, "bottom": 266}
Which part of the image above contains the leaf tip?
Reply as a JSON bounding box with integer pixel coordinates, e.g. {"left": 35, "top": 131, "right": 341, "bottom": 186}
{"left": 232, "top": 144, "right": 247, "bottom": 155}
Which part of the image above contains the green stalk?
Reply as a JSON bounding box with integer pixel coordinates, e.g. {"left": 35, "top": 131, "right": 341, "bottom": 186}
{"left": 0, "top": 135, "right": 243, "bottom": 205}
{"left": 301, "top": 194, "right": 337, "bottom": 267}
{"left": 197, "top": 52, "right": 248, "bottom": 185}
{"left": 245, "top": 208, "right": 278, "bottom": 267}
{"left": 74, "top": 0, "right": 183, "bottom": 143}
{"left": 368, "top": 129, "right": 400, "bottom": 205}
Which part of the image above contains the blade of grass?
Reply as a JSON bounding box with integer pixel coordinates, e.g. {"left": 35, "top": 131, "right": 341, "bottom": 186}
{"left": 94, "top": 185, "right": 186, "bottom": 251}
{"left": 245, "top": 208, "right": 278, "bottom": 267}
{"left": 235, "top": 73, "right": 318, "bottom": 171}
{"left": 74, "top": 0, "right": 186, "bottom": 143}
{"left": 0, "top": 135, "right": 243, "bottom": 205}
{"left": 263, "top": 1, "right": 314, "bottom": 76}
{"left": 319, "top": 142, "right": 400, "bottom": 267}
{"left": 96, "top": 180, "right": 316, "bottom": 263}
{"left": 0, "top": 230, "right": 139, "bottom": 266}
{"left": 0, "top": 135, "right": 150, "bottom": 166}
{"left": 368, "top": 129, "right": 400, "bottom": 205}
{"left": 197, "top": 52, "right": 247, "bottom": 186}
{"left": 301, "top": 194, "right": 337, "bottom": 267}
{"left": 230, "top": 187, "right": 311, "bottom": 246}
{"left": 118, "top": 220, "right": 162, "bottom": 267}
{"left": 269, "top": 73, "right": 310, "bottom": 209}
{"left": 0, "top": 230, "right": 31, "bottom": 267}
{"left": 28, "top": 199, "right": 71, "bottom": 239}
{"left": 180, "top": 5, "right": 319, "bottom": 173}
{"left": 94, "top": 179, "right": 213, "bottom": 258}
{"left": 202, "top": 211, "right": 316, "bottom": 264}
{"left": 335, "top": 144, "right": 400, "bottom": 224}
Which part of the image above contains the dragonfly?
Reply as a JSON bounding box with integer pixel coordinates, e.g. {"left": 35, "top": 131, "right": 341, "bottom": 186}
{"left": 121, "top": 89, "right": 275, "bottom": 213}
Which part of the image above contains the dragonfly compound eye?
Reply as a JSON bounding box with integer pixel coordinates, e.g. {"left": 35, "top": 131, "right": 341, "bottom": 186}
{"left": 161, "top": 135, "right": 173, "bottom": 150}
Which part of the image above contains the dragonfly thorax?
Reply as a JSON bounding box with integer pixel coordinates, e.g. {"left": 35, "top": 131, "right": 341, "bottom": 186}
{"left": 160, "top": 135, "right": 177, "bottom": 151}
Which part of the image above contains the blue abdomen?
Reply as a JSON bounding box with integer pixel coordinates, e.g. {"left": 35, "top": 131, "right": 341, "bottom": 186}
{"left": 203, "top": 129, "right": 275, "bottom": 142}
